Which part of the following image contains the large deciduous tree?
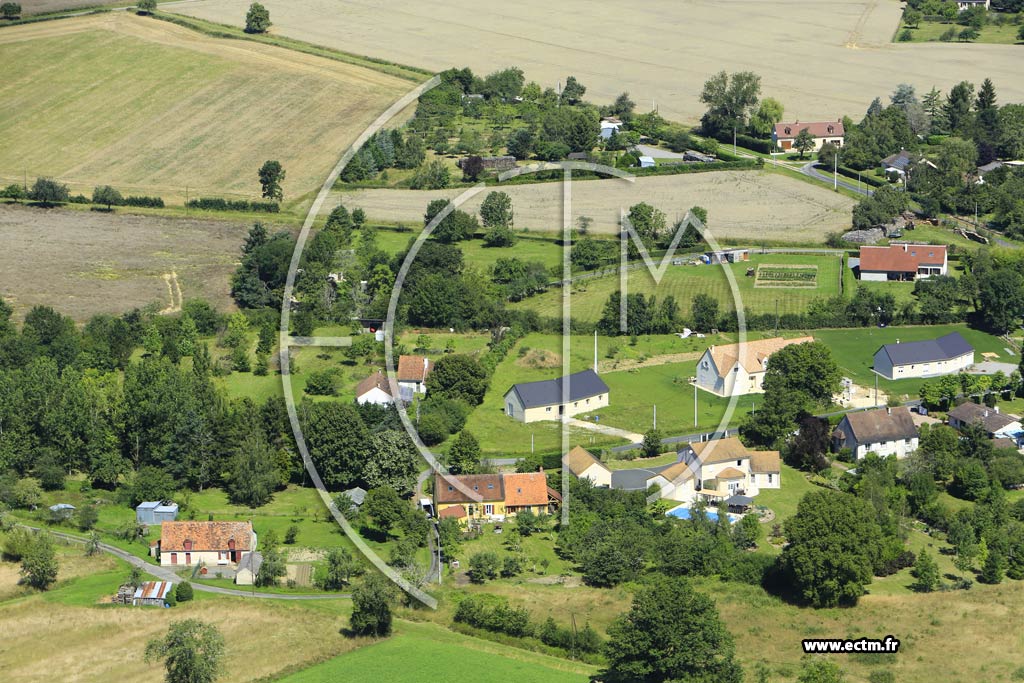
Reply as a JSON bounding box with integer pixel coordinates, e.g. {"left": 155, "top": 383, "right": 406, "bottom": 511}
{"left": 779, "top": 490, "right": 886, "bottom": 607}
{"left": 699, "top": 70, "right": 762, "bottom": 138}
{"left": 426, "top": 354, "right": 488, "bottom": 405}
{"left": 145, "top": 619, "right": 225, "bottom": 683}
{"left": 603, "top": 576, "right": 743, "bottom": 683}
{"left": 257, "top": 160, "right": 285, "bottom": 201}
{"left": 244, "top": 2, "right": 270, "bottom": 33}
{"left": 349, "top": 574, "right": 397, "bottom": 637}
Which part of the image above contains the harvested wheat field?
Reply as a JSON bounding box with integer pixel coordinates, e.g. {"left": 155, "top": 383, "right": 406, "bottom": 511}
{"left": 0, "top": 594, "right": 361, "bottom": 683}
{"left": 0, "top": 13, "right": 415, "bottom": 202}
{"left": 0, "top": 204, "right": 261, "bottom": 321}
{"left": 20, "top": 0, "right": 104, "bottom": 14}
{"left": 172, "top": 0, "right": 1024, "bottom": 123}
{"left": 334, "top": 171, "right": 855, "bottom": 242}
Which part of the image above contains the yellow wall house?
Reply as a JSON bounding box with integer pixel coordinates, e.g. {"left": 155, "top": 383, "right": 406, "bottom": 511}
{"left": 503, "top": 369, "right": 609, "bottom": 423}
{"left": 434, "top": 472, "right": 561, "bottom": 526}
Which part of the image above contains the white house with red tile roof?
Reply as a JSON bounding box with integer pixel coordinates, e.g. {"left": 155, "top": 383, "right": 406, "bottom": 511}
{"left": 156, "top": 521, "right": 255, "bottom": 568}
{"left": 772, "top": 119, "right": 844, "bottom": 152}
{"left": 397, "top": 355, "right": 433, "bottom": 395}
{"left": 858, "top": 244, "right": 947, "bottom": 281}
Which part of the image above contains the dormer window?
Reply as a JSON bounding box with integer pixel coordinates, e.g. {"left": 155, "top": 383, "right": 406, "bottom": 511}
{"left": 487, "top": 483, "right": 494, "bottom": 489}
{"left": 827, "top": 125, "right": 834, "bottom": 134}
{"left": 183, "top": 539, "right": 193, "bottom": 551}
{"left": 784, "top": 126, "right": 791, "bottom": 135}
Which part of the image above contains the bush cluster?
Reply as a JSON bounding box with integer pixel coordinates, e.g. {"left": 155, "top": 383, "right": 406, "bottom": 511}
{"left": 187, "top": 197, "right": 280, "bottom": 213}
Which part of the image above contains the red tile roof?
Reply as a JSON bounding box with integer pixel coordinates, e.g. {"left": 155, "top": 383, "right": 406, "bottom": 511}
{"left": 434, "top": 474, "right": 504, "bottom": 504}
{"left": 160, "top": 521, "right": 253, "bottom": 552}
{"left": 397, "top": 355, "right": 432, "bottom": 382}
{"left": 503, "top": 472, "right": 549, "bottom": 507}
{"left": 774, "top": 120, "right": 844, "bottom": 139}
{"left": 355, "top": 370, "right": 392, "bottom": 398}
{"left": 439, "top": 504, "right": 467, "bottom": 519}
{"left": 859, "top": 244, "right": 946, "bottom": 273}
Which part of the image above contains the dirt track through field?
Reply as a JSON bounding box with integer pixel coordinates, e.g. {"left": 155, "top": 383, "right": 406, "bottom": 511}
{"left": 0, "top": 14, "right": 413, "bottom": 201}
{"left": 172, "top": 0, "right": 1024, "bottom": 122}
{"left": 0, "top": 203, "right": 257, "bottom": 321}
{"left": 333, "top": 171, "right": 855, "bottom": 242}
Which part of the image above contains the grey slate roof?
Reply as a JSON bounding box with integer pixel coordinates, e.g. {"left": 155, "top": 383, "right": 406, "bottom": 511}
{"left": 882, "top": 150, "right": 914, "bottom": 171}
{"left": 343, "top": 486, "right": 367, "bottom": 506}
{"left": 877, "top": 332, "right": 973, "bottom": 367}
{"left": 237, "top": 551, "right": 263, "bottom": 575}
{"left": 506, "top": 369, "right": 609, "bottom": 409}
{"left": 611, "top": 465, "right": 671, "bottom": 491}
{"left": 835, "top": 406, "right": 918, "bottom": 445}
{"left": 947, "top": 402, "right": 1018, "bottom": 434}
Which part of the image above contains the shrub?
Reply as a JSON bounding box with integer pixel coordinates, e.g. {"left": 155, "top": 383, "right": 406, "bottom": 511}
{"left": 1, "top": 2, "right": 20, "bottom": 20}
{"left": 284, "top": 525, "right": 299, "bottom": 544}
{"left": 175, "top": 581, "right": 194, "bottom": 602}
{"left": 468, "top": 551, "right": 500, "bottom": 583}
{"left": 123, "top": 195, "right": 165, "bottom": 208}
{"left": 304, "top": 368, "right": 340, "bottom": 396}
{"left": 186, "top": 197, "right": 279, "bottom": 213}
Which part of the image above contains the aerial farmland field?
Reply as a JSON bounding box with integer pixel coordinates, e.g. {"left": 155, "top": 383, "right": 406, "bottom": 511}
{"left": 170, "top": 0, "right": 1024, "bottom": 123}
{"left": 0, "top": 203, "right": 255, "bottom": 321}
{"left": 335, "top": 171, "right": 856, "bottom": 242}
{"left": 0, "top": 13, "right": 416, "bottom": 203}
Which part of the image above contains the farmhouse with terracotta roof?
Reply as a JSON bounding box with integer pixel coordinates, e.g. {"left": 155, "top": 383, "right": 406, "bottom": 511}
{"left": 858, "top": 244, "right": 947, "bottom": 281}
{"left": 397, "top": 355, "right": 433, "bottom": 395}
{"left": 433, "top": 472, "right": 561, "bottom": 526}
{"left": 772, "top": 119, "right": 844, "bottom": 152}
{"left": 695, "top": 336, "right": 814, "bottom": 397}
{"left": 154, "top": 520, "right": 256, "bottom": 568}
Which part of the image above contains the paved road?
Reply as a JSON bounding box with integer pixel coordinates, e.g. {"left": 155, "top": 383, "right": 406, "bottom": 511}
{"left": 800, "top": 161, "right": 873, "bottom": 197}
{"left": 33, "top": 527, "right": 350, "bottom": 600}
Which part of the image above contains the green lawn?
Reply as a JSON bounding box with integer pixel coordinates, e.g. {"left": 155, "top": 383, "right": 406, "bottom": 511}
{"left": 464, "top": 331, "right": 815, "bottom": 454}
{"left": 898, "top": 19, "right": 1024, "bottom": 44}
{"left": 373, "top": 228, "right": 569, "bottom": 272}
{"left": 513, "top": 253, "right": 843, "bottom": 322}
{"left": 278, "top": 619, "right": 592, "bottom": 683}
{"left": 753, "top": 464, "right": 818, "bottom": 527}
{"left": 811, "top": 323, "right": 1012, "bottom": 398}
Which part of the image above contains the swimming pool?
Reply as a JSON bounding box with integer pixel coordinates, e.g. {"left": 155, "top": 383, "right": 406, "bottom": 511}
{"left": 665, "top": 505, "right": 742, "bottom": 524}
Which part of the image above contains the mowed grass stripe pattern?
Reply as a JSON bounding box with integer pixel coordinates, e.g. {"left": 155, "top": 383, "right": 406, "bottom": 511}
{"left": 0, "top": 15, "right": 413, "bottom": 202}
{"left": 513, "top": 254, "right": 843, "bottom": 321}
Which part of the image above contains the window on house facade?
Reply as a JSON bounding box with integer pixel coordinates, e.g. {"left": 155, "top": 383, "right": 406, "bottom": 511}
{"left": 546, "top": 406, "right": 552, "bottom": 412}
{"left": 484, "top": 504, "right": 494, "bottom": 515}
{"left": 768, "top": 473, "right": 773, "bottom": 483}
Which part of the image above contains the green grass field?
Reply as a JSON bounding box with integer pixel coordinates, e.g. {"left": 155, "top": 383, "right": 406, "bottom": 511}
{"left": 898, "top": 19, "right": 1024, "bottom": 44}
{"left": 463, "top": 331, "right": 797, "bottom": 454}
{"left": 278, "top": 619, "right": 591, "bottom": 683}
{"left": 513, "top": 253, "right": 844, "bottom": 322}
{"left": 372, "top": 228, "right": 567, "bottom": 272}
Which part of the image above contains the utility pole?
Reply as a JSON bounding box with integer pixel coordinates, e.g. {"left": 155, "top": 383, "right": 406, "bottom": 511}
{"left": 653, "top": 404, "right": 657, "bottom": 429}
{"left": 733, "top": 126, "right": 737, "bottom": 156}
{"left": 774, "top": 299, "right": 779, "bottom": 337}
{"left": 874, "top": 374, "right": 878, "bottom": 407}
{"left": 693, "top": 381, "right": 698, "bottom": 427}
{"left": 833, "top": 150, "right": 838, "bottom": 191}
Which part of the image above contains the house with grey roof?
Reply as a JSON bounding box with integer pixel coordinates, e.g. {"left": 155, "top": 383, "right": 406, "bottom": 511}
{"left": 832, "top": 406, "right": 919, "bottom": 460}
{"left": 234, "top": 551, "right": 264, "bottom": 586}
{"left": 947, "top": 402, "right": 1022, "bottom": 442}
{"left": 873, "top": 332, "right": 974, "bottom": 380}
{"left": 503, "top": 369, "right": 609, "bottom": 423}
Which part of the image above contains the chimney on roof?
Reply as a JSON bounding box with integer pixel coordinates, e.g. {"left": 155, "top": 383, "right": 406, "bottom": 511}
{"left": 902, "top": 244, "right": 908, "bottom": 252}
{"left": 423, "top": 357, "right": 429, "bottom": 372}
{"left": 984, "top": 410, "right": 989, "bottom": 418}
{"left": 887, "top": 406, "right": 891, "bottom": 415}
{"left": 995, "top": 406, "right": 1000, "bottom": 414}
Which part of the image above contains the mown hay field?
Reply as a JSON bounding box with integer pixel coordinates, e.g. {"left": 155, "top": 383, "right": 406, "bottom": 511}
{"left": 0, "top": 203, "right": 256, "bottom": 321}
{"left": 172, "top": 0, "right": 1024, "bottom": 122}
{"left": 0, "top": 13, "right": 414, "bottom": 202}
{"left": 335, "top": 171, "right": 856, "bottom": 242}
